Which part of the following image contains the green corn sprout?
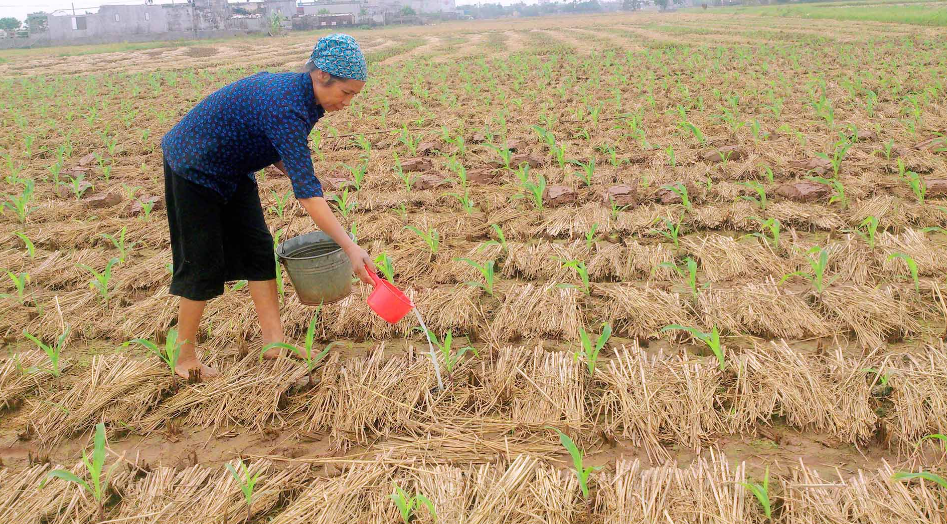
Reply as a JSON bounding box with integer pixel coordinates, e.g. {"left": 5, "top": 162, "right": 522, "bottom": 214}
{"left": 739, "top": 181, "right": 768, "bottom": 210}
{"left": 576, "top": 322, "right": 611, "bottom": 376}
{"left": 650, "top": 216, "right": 683, "bottom": 248}
{"left": 888, "top": 252, "right": 920, "bottom": 292}
{"left": 488, "top": 142, "right": 513, "bottom": 170}
{"left": 2, "top": 179, "right": 34, "bottom": 223}
{"left": 390, "top": 482, "right": 436, "bottom": 524}
{"left": 261, "top": 308, "right": 335, "bottom": 386}
{"left": 585, "top": 223, "right": 599, "bottom": 250}
{"left": 915, "top": 434, "right": 947, "bottom": 452}
{"left": 2, "top": 271, "right": 30, "bottom": 304}
{"left": 661, "top": 324, "right": 726, "bottom": 371}
{"left": 665, "top": 145, "right": 676, "bottom": 167}
{"left": 342, "top": 161, "right": 368, "bottom": 190}
{"left": 99, "top": 226, "right": 137, "bottom": 264}
{"left": 330, "top": 187, "right": 356, "bottom": 218}
{"left": 42, "top": 422, "right": 121, "bottom": 522}
{"left": 138, "top": 199, "right": 155, "bottom": 221}
{"left": 392, "top": 153, "right": 415, "bottom": 191}
{"left": 124, "top": 328, "right": 184, "bottom": 383}
{"left": 374, "top": 253, "right": 395, "bottom": 283}
{"left": 551, "top": 143, "right": 566, "bottom": 168}
{"left": 406, "top": 225, "right": 440, "bottom": 255}
{"left": 23, "top": 325, "right": 69, "bottom": 377}
{"left": 608, "top": 197, "right": 631, "bottom": 220}
{"left": 781, "top": 246, "right": 837, "bottom": 293}
{"left": 397, "top": 124, "right": 420, "bottom": 155}
{"left": 14, "top": 232, "right": 35, "bottom": 258}
{"left": 659, "top": 257, "right": 704, "bottom": 299}
{"left": 268, "top": 189, "right": 293, "bottom": 218}
{"left": 678, "top": 120, "right": 706, "bottom": 144}
{"left": 891, "top": 470, "right": 947, "bottom": 490}
{"left": 226, "top": 459, "right": 264, "bottom": 523}
{"left": 418, "top": 328, "right": 478, "bottom": 375}
{"left": 882, "top": 139, "right": 894, "bottom": 160}
{"left": 78, "top": 257, "right": 120, "bottom": 304}
{"left": 68, "top": 173, "right": 92, "bottom": 200}
{"left": 480, "top": 223, "right": 508, "bottom": 253}
{"left": 521, "top": 173, "right": 547, "bottom": 210}
{"left": 806, "top": 176, "right": 847, "bottom": 207}
{"left": 559, "top": 258, "right": 591, "bottom": 296}
{"left": 738, "top": 467, "right": 772, "bottom": 520}
{"left": 569, "top": 158, "right": 595, "bottom": 186}
{"left": 231, "top": 280, "right": 248, "bottom": 292}
{"left": 547, "top": 427, "right": 602, "bottom": 498}
{"left": 460, "top": 258, "right": 496, "bottom": 296}
{"left": 814, "top": 138, "right": 852, "bottom": 178}
{"left": 662, "top": 183, "right": 693, "bottom": 212}
{"left": 746, "top": 217, "right": 780, "bottom": 249}
{"left": 846, "top": 216, "right": 879, "bottom": 249}
{"left": 906, "top": 172, "right": 926, "bottom": 203}
{"left": 449, "top": 188, "right": 476, "bottom": 214}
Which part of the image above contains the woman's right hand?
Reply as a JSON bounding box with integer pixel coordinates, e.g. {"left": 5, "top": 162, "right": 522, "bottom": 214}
{"left": 345, "top": 244, "right": 376, "bottom": 285}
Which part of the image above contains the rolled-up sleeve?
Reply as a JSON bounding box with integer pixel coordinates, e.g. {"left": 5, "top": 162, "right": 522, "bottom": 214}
{"left": 262, "top": 106, "right": 323, "bottom": 199}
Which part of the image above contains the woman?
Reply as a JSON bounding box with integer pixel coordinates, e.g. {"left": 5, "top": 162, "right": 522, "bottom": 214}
{"left": 160, "top": 34, "right": 375, "bottom": 380}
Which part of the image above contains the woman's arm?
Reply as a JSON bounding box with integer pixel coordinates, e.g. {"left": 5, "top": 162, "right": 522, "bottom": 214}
{"left": 273, "top": 161, "right": 375, "bottom": 284}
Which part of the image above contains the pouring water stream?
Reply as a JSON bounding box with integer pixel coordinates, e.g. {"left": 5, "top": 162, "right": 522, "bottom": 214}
{"left": 413, "top": 307, "right": 444, "bottom": 392}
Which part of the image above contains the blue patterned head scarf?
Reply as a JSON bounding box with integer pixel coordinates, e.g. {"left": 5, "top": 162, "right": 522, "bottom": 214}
{"left": 307, "top": 34, "right": 367, "bottom": 82}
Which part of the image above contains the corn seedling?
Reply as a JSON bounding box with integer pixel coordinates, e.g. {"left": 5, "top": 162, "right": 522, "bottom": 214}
{"left": 906, "top": 172, "right": 926, "bottom": 203}
{"left": 650, "top": 215, "right": 683, "bottom": 248}
{"left": 659, "top": 257, "right": 704, "bottom": 299}
{"left": 518, "top": 172, "right": 547, "bottom": 210}
{"left": 781, "top": 246, "right": 837, "bottom": 293}
{"left": 419, "top": 328, "right": 478, "bottom": 375}
{"left": 738, "top": 467, "right": 772, "bottom": 520}
{"left": 608, "top": 197, "right": 631, "bottom": 220}
{"left": 547, "top": 427, "right": 602, "bottom": 498}
{"left": 845, "top": 216, "right": 879, "bottom": 249}
{"left": 2, "top": 179, "right": 33, "bottom": 223}
{"left": 460, "top": 258, "right": 496, "bottom": 296}
{"left": 406, "top": 225, "right": 440, "bottom": 255}
{"left": 569, "top": 158, "right": 595, "bottom": 186}
{"left": 888, "top": 252, "right": 920, "bottom": 292}
{"left": 99, "top": 226, "right": 137, "bottom": 264}
{"left": 576, "top": 322, "right": 611, "bottom": 376}
{"left": 374, "top": 252, "right": 395, "bottom": 283}
{"left": 392, "top": 153, "right": 415, "bottom": 191}
{"left": 739, "top": 181, "right": 768, "bottom": 210}
{"left": 553, "top": 257, "right": 589, "bottom": 295}
{"left": 746, "top": 217, "right": 780, "bottom": 249}
{"left": 449, "top": 188, "right": 476, "bottom": 214}
{"left": 806, "top": 176, "right": 847, "bottom": 207}
{"left": 397, "top": 124, "right": 420, "bottom": 155}
{"left": 138, "top": 198, "right": 155, "bottom": 221}
{"left": 585, "top": 223, "right": 599, "bottom": 250}
{"left": 231, "top": 280, "right": 248, "bottom": 292}
{"left": 2, "top": 271, "right": 30, "bottom": 304}
{"left": 124, "top": 328, "right": 183, "bottom": 384}
{"left": 480, "top": 223, "right": 508, "bottom": 253}
{"left": 390, "top": 482, "right": 436, "bottom": 524}
{"left": 488, "top": 143, "right": 513, "bottom": 170}
{"left": 23, "top": 325, "right": 69, "bottom": 377}
{"left": 69, "top": 173, "right": 92, "bottom": 200}
{"left": 14, "top": 231, "right": 35, "bottom": 258}
{"left": 268, "top": 189, "right": 292, "bottom": 218}
{"left": 342, "top": 161, "right": 368, "bottom": 190}
{"left": 661, "top": 324, "right": 726, "bottom": 371}
{"left": 892, "top": 470, "right": 947, "bottom": 490}
{"left": 915, "top": 434, "right": 947, "bottom": 452}
{"left": 662, "top": 182, "right": 693, "bottom": 212}
{"left": 815, "top": 138, "right": 852, "bottom": 178}
{"left": 678, "top": 120, "right": 706, "bottom": 144}
{"left": 261, "top": 308, "right": 336, "bottom": 386}
{"left": 78, "top": 257, "right": 119, "bottom": 304}
{"left": 330, "top": 187, "right": 356, "bottom": 218}
{"left": 226, "top": 459, "right": 264, "bottom": 523}
{"left": 42, "top": 423, "right": 120, "bottom": 522}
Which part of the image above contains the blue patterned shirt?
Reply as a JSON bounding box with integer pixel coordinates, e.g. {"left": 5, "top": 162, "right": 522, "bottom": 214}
{"left": 161, "top": 72, "right": 326, "bottom": 200}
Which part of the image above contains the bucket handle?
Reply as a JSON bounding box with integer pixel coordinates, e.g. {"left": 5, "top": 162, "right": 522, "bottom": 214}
{"left": 366, "top": 264, "right": 382, "bottom": 287}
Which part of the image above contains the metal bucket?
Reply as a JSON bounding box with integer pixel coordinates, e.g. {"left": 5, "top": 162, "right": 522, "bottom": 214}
{"left": 276, "top": 231, "right": 353, "bottom": 305}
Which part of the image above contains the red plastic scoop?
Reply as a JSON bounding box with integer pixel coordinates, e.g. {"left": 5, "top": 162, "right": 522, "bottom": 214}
{"left": 366, "top": 264, "right": 414, "bottom": 324}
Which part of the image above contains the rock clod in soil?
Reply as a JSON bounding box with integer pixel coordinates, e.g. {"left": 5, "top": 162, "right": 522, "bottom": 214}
{"left": 467, "top": 168, "right": 503, "bottom": 185}
{"left": 913, "top": 136, "right": 947, "bottom": 152}
{"left": 400, "top": 157, "right": 433, "bottom": 172}
{"left": 124, "top": 196, "right": 164, "bottom": 217}
{"left": 776, "top": 181, "right": 831, "bottom": 202}
{"left": 55, "top": 180, "right": 93, "bottom": 199}
{"left": 604, "top": 185, "right": 636, "bottom": 207}
{"left": 701, "top": 145, "right": 745, "bottom": 163}
{"left": 544, "top": 185, "right": 577, "bottom": 207}
{"left": 788, "top": 157, "right": 833, "bottom": 176}
{"left": 85, "top": 192, "right": 122, "bottom": 209}
{"left": 413, "top": 174, "right": 446, "bottom": 190}
{"left": 416, "top": 142, "right": 438, "bottom": 156}
{"left": 925, "top": 179, "right": 947, "bottom": 196}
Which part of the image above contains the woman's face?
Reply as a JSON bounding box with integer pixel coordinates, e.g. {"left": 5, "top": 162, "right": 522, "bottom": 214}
{"left": 312, "top": 70, "right": 364, "bottom": 112}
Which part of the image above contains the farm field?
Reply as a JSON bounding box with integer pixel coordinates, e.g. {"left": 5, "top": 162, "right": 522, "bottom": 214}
{"left": 1, "top": 10, "right": 947, "bottom": 523}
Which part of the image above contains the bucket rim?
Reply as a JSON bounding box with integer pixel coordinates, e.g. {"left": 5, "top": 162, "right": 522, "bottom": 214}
{"left": 277, "top": 231, "right": 352, "bottom": 261}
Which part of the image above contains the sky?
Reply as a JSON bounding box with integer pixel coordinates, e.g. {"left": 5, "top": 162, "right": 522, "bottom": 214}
{"left": 0, "top": 0, "right": 529, "bottom": 25}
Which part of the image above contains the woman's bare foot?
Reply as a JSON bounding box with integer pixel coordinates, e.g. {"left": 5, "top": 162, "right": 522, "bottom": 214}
{"left": 175, "top": 357, "right": 219, "bottom": 381}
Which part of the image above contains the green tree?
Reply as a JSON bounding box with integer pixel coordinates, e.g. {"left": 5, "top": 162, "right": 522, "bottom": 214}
{"left": 0, "top": 17, "right": 21, "bottom": 33}
{"left": 318, "top": 8, "right": 330, "bottom": 14}
{"left": 401, "top": 5, "right": 416, "bottom": 15}
{"left": 655, "top": 0, "right": 670, "bottom": 9}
